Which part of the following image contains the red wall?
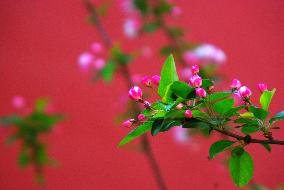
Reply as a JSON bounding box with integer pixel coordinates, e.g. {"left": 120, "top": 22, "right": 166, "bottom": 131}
{"left": 0, "top": 0, "right": 284, "bottom": 189}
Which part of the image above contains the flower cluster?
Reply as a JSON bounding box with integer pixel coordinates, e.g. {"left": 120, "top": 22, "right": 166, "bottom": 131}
{"left": 78, "top": 42, "right": 106, "bottom": 72}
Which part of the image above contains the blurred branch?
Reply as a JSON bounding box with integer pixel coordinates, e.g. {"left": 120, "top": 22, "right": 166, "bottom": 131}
{"left": 82, "top": 1, "right": 167, "bottom": 189}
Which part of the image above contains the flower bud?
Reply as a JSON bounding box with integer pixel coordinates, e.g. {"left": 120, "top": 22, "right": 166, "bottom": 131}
{"left": 141, "top": 76, "right": 152, "bottom": 87}
{"left": 195, "top": 87, "right": 207, "bottom": 98}
{"left": 189, "top": 75, "right": 202, "bottom": 87}
{"left": 230, "top": 79, "right": 241, "bottom": 89}
{"left": 91, "top": 42, "right": 103, "bottom": 53}
{"left": 238, "top": 86, "right": 252, "bottom": 98}
{"left": 128, "top": 86, "right": 143, "bottom": 101}
{"left": 257, "top": 83, "right": 267, "bottom": 93}
{"left": 152, "top": 75, "right": 160, "bottom": 85}
{"left": 78, "top": 52, "right": 94, "bottom": 69}
{"left": 176, "top": 103, "right": 183, "bottom": 110}
{"left": 122, "top": 119, "right": 134, "bottom": 128}
{"left": 94, "top": 58, "right": 105, "bottom": 70}
{"left": 143, "top": 100, "right": 151, "bottom": 109}
{"left": 184, "top": 110, "right": 192, "bottom": 118}
{"left": 138, "top": 114, "right": 145, "bottom": 121}
{"left": 12, "top": 96, "right": 25, "bottom": 109}
{"left": 191, "top": 65, "right": 199, "bottom": 75}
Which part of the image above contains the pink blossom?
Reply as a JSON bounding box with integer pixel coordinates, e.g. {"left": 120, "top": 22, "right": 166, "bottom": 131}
{"left": 152, "top": 75, "right": 160, "bottom": 85}
{"left": 123, "top": 18, "right": 140, "bottom": 38}
{"left": 238, "top": 86, "right": 252, "bottom": 98}
{"left": 93, "top": 58, "right": 106, "bottom": 70}
{"left": 78, "top": 52, "right": 94, "bottom": 69}
{"left": 128, "top": 86, "right": 143, "bottom": 101}
{"left": 122, "top": 119, "right": 134, "bottom": 128}
{"left": 141, "top": 76, "right": 152, "bottom": 87}
{"left": 90, "top": 42, "right": 103, "bottom": 53}
{"left": 257, "top": 83, "right": 268, "bottom": 93}
{"left": 12, "top": 96, "right": 25, "bottom": 109}
{"left": 171, "top": 6, "right": 182, "bottom": 16}
{"left": 195, "top": 88, "right": 207, "bottom": 98}
{"left": 184, "top": 110, "right": 193, "bottom": 118}
{"left": 189, "top": 75, "right": 202, "bottom": 87}
{"left": 138, "top": 114, "right": 145, "bottom": 121}
{"left": 230, "top": 79, "right": 242, "bottom": 89}
{"left": 183, "top": 51, "right": 199, "bottom": 64}
{"left": 176, "top": 103, "right": 183, "bottom": 110}
{"left": 191, "top": 65, "right": 199, "bottom": 75}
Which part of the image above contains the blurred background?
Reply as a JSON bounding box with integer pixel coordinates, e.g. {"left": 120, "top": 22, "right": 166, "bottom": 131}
{"left": 0, "top": 0, "right": 284, "bottom": 189}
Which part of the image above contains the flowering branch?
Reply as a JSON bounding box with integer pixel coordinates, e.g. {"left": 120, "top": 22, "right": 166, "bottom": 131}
{"left": 82, "top": 1, "right": 167, "bottom": 189}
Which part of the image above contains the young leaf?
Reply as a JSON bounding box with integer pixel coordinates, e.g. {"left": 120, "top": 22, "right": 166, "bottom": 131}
{"left": 212, "top": 98, "right": 234, "bottom": 115}
{"left": 260, "top": 89, "right": 276, "bottom": 111}
{"left": 261, "top": 143, "right": 271, "bottom": 152}
{"left": 158, "top": 55, "right": 179, "bottom": 98}
{"left": 224, "top": 106, "right": 245, "bottom": 118}
{"left": 209, "top": 140, "right": 235, "bottom": 159}
{"left": 269, "top": 111, "right": 284, "bottom": 124}
{"left": 229, "top": 147, "right": 254, "bottom": 187}
{"left": 18, "top": 149, "right": 29, "bottom": 168}
{"left": 118, "top": 121, "right": 153, "bottom": 147}
{"left": 248, "top": 106, "right": 268, "bottom": 121}
{"left": 208, "top": 92, "right": 232, "bottom": 102}
{"left": 170, "top": 81, "right": 194, "bottom": 99}
{"left": 192, "top": 110, "right": 211, "bottom": 122}
{"left": 101, "top": 60, "right": 116, "bottom": 82}
{"left": 241, "top": 124, "right": 260, "bottom": 134}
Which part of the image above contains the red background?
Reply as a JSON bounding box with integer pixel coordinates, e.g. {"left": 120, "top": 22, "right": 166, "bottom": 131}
{"left": 0, "top": 0, "right": 284, "bottom": 189}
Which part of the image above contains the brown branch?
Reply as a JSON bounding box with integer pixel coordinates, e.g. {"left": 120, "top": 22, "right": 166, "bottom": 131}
{"left": 82, "top": 1, "right": 167, "bottom": 189}
{"left": 214, "top": 128, "right": 284, "bottom": 145}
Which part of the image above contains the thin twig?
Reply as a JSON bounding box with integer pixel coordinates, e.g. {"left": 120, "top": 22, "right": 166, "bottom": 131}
{"left": 82, "top": 1, "right": 167, "bottom": 189}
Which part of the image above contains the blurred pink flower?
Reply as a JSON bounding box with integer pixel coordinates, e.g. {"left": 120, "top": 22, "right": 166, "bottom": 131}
{"left": 12, "top": 96, "right": 25, "bottom": 109}
{"left": 189, "top": 75, "right": 202, "bottom": 87}
{"left": 123, "top": 18, "right": 140, "bottom": 38}
{"left": 171, "top": 6, "right": 182, "bottom": 16}
{"left": 78, "top": 52, "right": 94, "bottom": 70}
{"left": 120, "top": 0, "right": 135, "bottom": 13}
{"left": 90, "top": 42, "right": 103, "bottom": 53}
{"left": 180, "top": 67, "right": 192, "bottom": 81}
{"left": 230, "top": 79, "right": 242, "bottom": 89}
{"left": 258, "top": 83, "right": 268, "bottom": 93}
{"left": 173, "top": 127, "right": 190, "bottom": 143}
{"left": 141, "top": 76, "right": 152, "bottom": 87}
{"left": 152, "top": 75, "right": 160, "bottom": 85}
{"left": 183, "top": 51, "right": 199, "bottom": 65}
{"left": 94, "top": 58, "right": 106, "bottom": 70}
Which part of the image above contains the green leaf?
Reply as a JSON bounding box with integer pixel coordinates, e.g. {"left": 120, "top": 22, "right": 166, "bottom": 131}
{"left": 209, "top": 140, "right": 235, "bottom": 159}
{"left": 142, "top": 22, "right": 159, "bottom": 32}
{"left": 208, "top": 92, "right": 232, "bottom": 102}
{"left": 18, "top": 149, "right": 29, "bottom": 168}
{"left": 133, "top": 0, "right": 148, "bottom": 14}
{"left": 170, "top": 81, "right": 194, "bottom": 99}
{"left": 201, "top": 79, "right": 214, "bottom": 89}
{"left": 260, "top": 89, "right": 276, "bottom": 111}
{"left": 212, "top": 98, "right": 234, "bottom": 115}
{"left": 269, "top": 111, "right": 284, "bottom": 124}
{"left": 152, "top": 111, "right": 166, "bottom": 119}
{"left": 235, "top": 118, "right": 258, "bottom": 125}
{"left": 241, "top": 124, "right": 260, "bottom": 134}
{"left": 118, "top": 121, "right": 153, "bottom": 147}
{"left": 224, "top": 106, "right": 245, "bottom": 117}
{"left": 160, "top": 46, "right": 174, "bottom": 55}
{"left": 0, "top": 115, "right": 22, "bottom": 126}
{"left": 229, "top": 147, "right": 254, "bottom": 187}
{"left": 36, "top": 145, "right": 48, "bottom": 164}
{"left": 261, "top": 143, "right": 271, "bottom": 152}
{"left": 158, "top": 55, "right": 179, "bottom": 99}
{"left": 35, "top": 98, "right": 49, "bottom": 112}
{"left": 165, "top": 110, "right": 185, "bottom": 119}
{"left": 192, "top": 110, "right": 211, "bottom": 122}
{"left": 101, "top": 60, "right": 116, "bottom": 82}
{"left": 151, "top": 119, "right": 164, "bottom": 136}
{"left": 160, "top": 120, "right": 181, "bottom": 132}
{"left": 248, "top": 106, "right": 268, "bottom": 121}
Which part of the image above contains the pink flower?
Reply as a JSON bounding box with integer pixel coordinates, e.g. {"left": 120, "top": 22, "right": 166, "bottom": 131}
{"left": 189, "top": 75, "right": 202, "bottom": 87}
{"left": 195, "top": 88, "right": 207, "bottom": 98}
{"left": 171, "top": 6, "right": 182, "bottom": 16}
{"left": 257, "top": 83, "right": 268, "bottom": 93}
{"left": 183, "top": 51, "right": 199, "bottom": 64}
{"left": 128, "top": 86, "right": 143, "bottom": 101}
{"left": 152, "top": 75, "right": 160, "bottom": 85}
{"left": 238, "top": 86, "right": 252, "bottom": 98}
{"left": 90, "top": 42, "right": 103, "bottom": 53}
{"left": 184, "top": 110, "right": 192, "bottom": 118}
{"left": 78, "top": 52, "right": 94, "bottom": 69}
{"left": 138, "top": 114, "right": 145, "bottom": 121}
{"left": 176, "top": 103, "right": 183, "bottom": 110}
{"left": 93, "top": 58, "right": 106, "bottom": 70}
{"left": 12, "top": 96, "right": 25, "bottom": 109}
{"left": 230, "top": 79, "right": 242, "bottom": 89}
{"left": 191, "top": 65, "right": 199, "bottom": 75}
{"left": 122, "top": 119, "right": 134, "bottom": 128}
{"left": 123, "top": 18, "right": 140, "bottom": 38}
{"left": 141, "top": 76, "right": 152, "bottom": 87}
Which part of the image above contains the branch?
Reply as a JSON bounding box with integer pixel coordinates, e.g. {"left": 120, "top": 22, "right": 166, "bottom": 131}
{"left": 82, "top": 1, "right": 167, "bottom": 189}
{"left": 214, "top": 128, "right": 284, "bottom": 145}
